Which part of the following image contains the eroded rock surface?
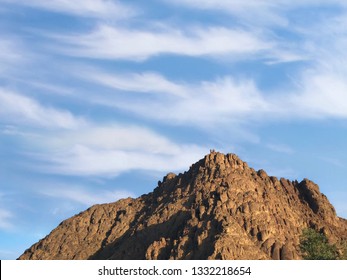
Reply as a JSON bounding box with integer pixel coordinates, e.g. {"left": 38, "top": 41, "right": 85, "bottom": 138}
{"left": 19, "top": 151, "right": 347, "bottom": 260}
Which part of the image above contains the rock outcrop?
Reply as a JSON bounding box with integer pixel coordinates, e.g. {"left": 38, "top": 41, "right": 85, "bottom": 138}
{"left": 19, "top": 151, "right": 347, "bottom": 260}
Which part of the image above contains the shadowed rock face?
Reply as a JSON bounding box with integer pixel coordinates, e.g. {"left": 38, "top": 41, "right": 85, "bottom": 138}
{"left": 19, "top": 152, "right": 347, "bottom": 260}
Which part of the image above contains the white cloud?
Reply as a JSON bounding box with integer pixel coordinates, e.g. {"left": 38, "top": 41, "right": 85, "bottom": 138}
{"left": 0, "top": 87, "right": 207, "bottom": 177}
{"left": 32, "top": 135, "right": 206, "bottom": 177}
{"left": 2, "top": 0, "right": 347, "bottom": 180}
{"left": 167, "top": 0, "right": 347, "bottom": 15}
{"left": 82, "top": 65, "right": 347, "bottom": 126}
{"left": 266, "top": 143, "right": 294, "bottom": 154}
{"left": 81, "top": 70, "right": 269, "bottom": 126}
{"left": 26, "top": 81, "right": 74, "bottom": 96}
{"left": 56, "top": 24, "right": 274, "bottom": 61}
{"left": 318, "top": 156, "right": 346, "bottom": 169}
{"left": 6, "top": 116, "right": 206, "bottom": 176}
{"left": 86, "top": 71, "right": 188, "bottom": 97}
{"left": 47, "top": 125, "right": 186, "bottom": 154}
{"left": 279, "top": 12, "right": 347, "bottom": 119}
{"left": 0, "top": 0, "right": 136, "bottom": 19}
{"left": 0, "top": 208, "right": 13, "bottom": 230}
{"left": 289, "top": 71, "right": 347, "bottom": 118}
{"left": 0, "top": 39, "right": 22, "bottom": 65}
{"left": 0, "top": 38, "right": 27, "bottom": 76}
{"left": 0, "top": 89, "right": 86, "bottom": 129}
{"left": 166, "top": 0, "right": 289, "bottom": 26}
{"left": 40, "top": 186, "right": 135, "bottom": 206}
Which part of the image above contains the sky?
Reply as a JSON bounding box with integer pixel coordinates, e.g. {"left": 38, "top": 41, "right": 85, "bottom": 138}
{"left": 0, "top": 0, "right": 347, "bottom": 259}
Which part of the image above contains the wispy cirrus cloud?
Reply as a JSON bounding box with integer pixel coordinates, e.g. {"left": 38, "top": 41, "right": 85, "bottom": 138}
{"left": 3, "top": 64, "right": 346, "bottom": 179}
{"left": 166, "top": 0, "right": 347, "bottom": 18}
{"left": 0, "top": 87, "right": 206, "bottom": 177}
{"left": 163, "top": 0, "right": 347, "bottom": 64}
{"left": 318, "top": 156, "right": 346, "bottom": 169}
{"left": 0, "top": 38, "right": 27, "bottom": 76}
{"left": 86, "top": 71, "right": 188, "bottom": 97}
{"left": 165, "top": 0, "right": 290, "bottom": 26}
{"left": 46, "top": 125, "right": 188, "bottom": 154}
{"left": 0, "top": 0, "right": 136, "bottom": 19}
{"left": 54, "top": 24, "right": 276, "bottom": 61}
{"left": 276, "top": 12, "right": 347, "bottom": 119}
{"left": 0, "top": 38, "right": 22, "bottom": 65}
{"left": 0, "top": 208, "right": 13, "bottom": 230}
{"left": 38, "top": 145, "right": 205, "bottom": 176}
{"left": 81, "top": 69, "right": 269, "bottom": 126}
{"left": 40, "top": 185, "right": 135, "bottom": 206}
{"left": 0, "top": 89, "right": 86, "bottom": 129}
{"left": 80, "top": 66, "right": 347, "bottom": 126}
{"left": 288, "top": 71, "right": 347, "bottom": 119}
{"left": 266, "top": 143, "right": 294, "bottom": 154}
{"left": 28, "top": 126, "right": 206, "bottom": 176}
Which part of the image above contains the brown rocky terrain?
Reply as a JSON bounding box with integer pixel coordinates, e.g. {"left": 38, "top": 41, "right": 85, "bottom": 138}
{"left": 19, "top": 151, "right": 347, "bottom": 260}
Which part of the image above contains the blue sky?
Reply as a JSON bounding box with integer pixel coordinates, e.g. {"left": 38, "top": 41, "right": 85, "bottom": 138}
{"left": 1, "top": 0, "right": 347, "bottom": 259}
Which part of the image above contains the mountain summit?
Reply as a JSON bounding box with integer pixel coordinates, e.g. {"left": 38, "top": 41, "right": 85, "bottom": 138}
{"left": 19, "top": 151, "right": 347, "bottom": 260}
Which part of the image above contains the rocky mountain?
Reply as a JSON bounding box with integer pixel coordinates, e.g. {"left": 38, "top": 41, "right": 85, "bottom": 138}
{"left": 19, "top": 151, "right": 347, "bottom": 260}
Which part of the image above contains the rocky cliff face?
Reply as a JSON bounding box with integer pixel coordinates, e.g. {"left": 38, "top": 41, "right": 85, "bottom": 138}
{"left": 19, "top": 151, "right": 347, "bottom": 260}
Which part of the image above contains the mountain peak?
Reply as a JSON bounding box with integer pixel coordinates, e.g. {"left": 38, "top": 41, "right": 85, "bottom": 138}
{"left": 19, "top": 152, "right": 347, "bottom": 260}
{"left": 202, "top": 151, "right": 247, "bottom": 169}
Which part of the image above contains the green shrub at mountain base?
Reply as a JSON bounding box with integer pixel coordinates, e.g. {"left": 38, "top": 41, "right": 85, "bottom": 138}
{"left": 337, "top": 241, "right": 347, "bottom": 260}
{"left": 300, "top": 228, "right": 338, "bottom": 260}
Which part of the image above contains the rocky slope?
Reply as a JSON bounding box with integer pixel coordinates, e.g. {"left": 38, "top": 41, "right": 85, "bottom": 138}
{"left": 19, "top": 151, "right": 347, "bottom": 260}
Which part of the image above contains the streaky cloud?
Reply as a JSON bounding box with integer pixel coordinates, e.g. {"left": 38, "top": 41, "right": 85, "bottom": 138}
{"left": 0, "top": 208, "right": 13, "bottom": 230}
{"left": 0, "top": 89, "right": 86, "bottom": 129}
{"left": 53, "top": 24, "right": 275, "bottom": 61}
{"left": 0, "top": 0, "right": 137, "bottom": 19}
{"left": 39, "top": 186, "right": 135, "bottom": 206}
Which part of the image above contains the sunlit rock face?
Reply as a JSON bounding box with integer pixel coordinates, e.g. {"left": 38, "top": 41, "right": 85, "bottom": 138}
{"left": 19, "top": 151, "right": 347, "bottom": 260}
